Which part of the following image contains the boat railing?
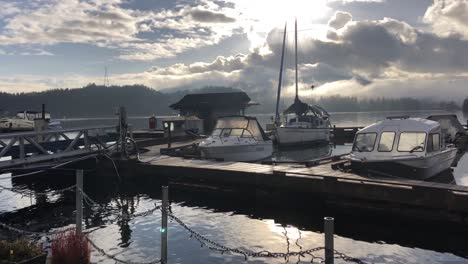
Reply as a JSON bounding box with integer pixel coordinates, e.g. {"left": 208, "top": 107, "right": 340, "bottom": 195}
{"left": 386, "top": 115, "right": 410, "bottom": 120}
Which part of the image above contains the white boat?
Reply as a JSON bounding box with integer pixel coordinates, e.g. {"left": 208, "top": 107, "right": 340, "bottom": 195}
{"left": 0, "top": 111, "right": 60, "bottom": 132}
{"left": 198, "top": 116, "right": 273, "bottom": 162}
{"left": 272, "top": 19, "right": 331, "bottom": 147}
{"left": 348, "top": 116, "right": 458, "bottom": 179}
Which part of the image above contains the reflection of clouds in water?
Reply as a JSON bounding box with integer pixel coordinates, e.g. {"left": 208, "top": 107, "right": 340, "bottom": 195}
{"left": 453, "top": 153, "right": 468, "bottom": 186}
{"left": 0, "top": 173, "right": 35, "bottom": 213}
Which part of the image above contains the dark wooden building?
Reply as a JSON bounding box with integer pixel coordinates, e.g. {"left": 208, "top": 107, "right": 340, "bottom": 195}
{"left": 170, "top": 92, "right": 258, "bottom": 132}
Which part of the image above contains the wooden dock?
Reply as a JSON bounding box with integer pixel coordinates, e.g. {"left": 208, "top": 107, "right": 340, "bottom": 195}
{"left": 136, "top": 155, "right": 468, "bottom": 224}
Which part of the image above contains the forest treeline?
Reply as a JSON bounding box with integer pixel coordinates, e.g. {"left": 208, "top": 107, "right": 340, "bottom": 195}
{"left": 0, "top": 84, "right": 461, "bottom": 118}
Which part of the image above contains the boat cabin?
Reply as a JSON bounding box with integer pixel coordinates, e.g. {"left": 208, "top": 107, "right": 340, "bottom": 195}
{"left": 352, "top": 117, "right": 443, "bottom": 158}
{"left": 16, "top": 111, "right": 50, "bottom": 120}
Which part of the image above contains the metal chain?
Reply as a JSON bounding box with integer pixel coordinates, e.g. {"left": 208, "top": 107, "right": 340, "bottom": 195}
{"left": 79, "top": 188, "right": 161, "bottom": 220}
{"left": 86, "top": 236, "right": 161, "bottom": 264}
{"left": 167, "top": 210, "right": 325, "bottom": 260}
{"left": 334, "top": 250, "right": 367, "bottom": 264}
{"left": 0, "top": 184, "right": 76, "bottom": 197}
{"left": 167, "top": 208, "right": 366, "bottom": 263}
{"left": 0, "top": 221, "right": 74, "bottom": 236}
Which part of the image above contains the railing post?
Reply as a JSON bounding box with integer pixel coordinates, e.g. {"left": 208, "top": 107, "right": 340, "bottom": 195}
{"left": 324, "top": 217, "right": 334, "bottom": 264}
{"left": 19, "top": 137, "right": 25, "bottom": 159}
{"left": 76, "top": 169, "right": 83, "bottom": 234}
{"left": 161, "top": 186, "right": 169, "bottom": 264}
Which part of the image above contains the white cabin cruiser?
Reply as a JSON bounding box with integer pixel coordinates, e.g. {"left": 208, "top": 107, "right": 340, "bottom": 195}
{"left": 272, "top": 19, "right": 331, "bottom": 147}
{"left": 0, "top": 111, "right": 61, "bottom": 132}
{"left": 199, "top": 116, "right": 273, "bottom": 162}
{"left": 349, "top": 117, "right": 458, "bottom": 179}
{"left": 0, "top": 111, "right": 50, "bottom": 132}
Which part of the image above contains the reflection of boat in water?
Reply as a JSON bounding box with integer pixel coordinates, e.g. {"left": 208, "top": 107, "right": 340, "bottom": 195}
{"left": 272, "top": 144, "right": 331, "bottom": 162}
{"left": 349, "top": 116, "right": 458, "bottom": 179}
{"left": 198, "top": 116, "right": 273, "bottom": 162}
{"left": 272, "top": 19, "right": 331, "bottom": 147}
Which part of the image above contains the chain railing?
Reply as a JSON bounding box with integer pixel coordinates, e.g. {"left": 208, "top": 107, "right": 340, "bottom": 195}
{"left": 0, "top": 177, "right": 368, "bottom": 264}
{"left": 166, "top": 208, "right": 365, "bottom": 263}
{"left": 86, "top": 236, "right": 162, "bottom": 264}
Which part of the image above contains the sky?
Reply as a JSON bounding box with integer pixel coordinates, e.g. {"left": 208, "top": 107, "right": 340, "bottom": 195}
{"left": 0, "top": 0, "right": 467, "bottom": 100}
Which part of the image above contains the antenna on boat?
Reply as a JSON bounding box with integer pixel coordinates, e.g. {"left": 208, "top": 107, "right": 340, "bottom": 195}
{"left": 275, "top": 22, "right": 288, "bottom": 126}
{"left": 295, "top": 17, "right": 298, "bottom": 100}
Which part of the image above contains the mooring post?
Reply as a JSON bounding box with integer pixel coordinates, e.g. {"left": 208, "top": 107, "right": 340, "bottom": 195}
{"left": 75, "top": 169, "right": 83, "bottom": 234}
{"left": 166, "top": 122, "right": 172, "bottom": 149}
{"left": 324, "top": 217, "right": 334, "bottom": 264}
{"left": 161, "top": 186, "right": 169, "bottom": 264}
{"left": 118, "top": 106, "right": 128, "bottom": 158}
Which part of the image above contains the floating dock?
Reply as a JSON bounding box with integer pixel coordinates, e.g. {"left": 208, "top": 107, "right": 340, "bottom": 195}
{"left": 135, "top": 147, "right": 468, "bottom": 224}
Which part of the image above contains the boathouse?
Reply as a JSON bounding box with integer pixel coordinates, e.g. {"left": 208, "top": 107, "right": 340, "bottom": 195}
{"left": 170, "top": 92, "right": 258, "bottom": 132}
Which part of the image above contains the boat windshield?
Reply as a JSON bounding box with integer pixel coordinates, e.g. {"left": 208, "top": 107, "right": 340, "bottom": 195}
{"left": 213, "top": 117, "right": 266, "bottom": 140}
{"left": 398, "top": 132, "right": 426, "bottom": 152}
{"left": 353, "top": 133, "right": 377, "bottom": 152}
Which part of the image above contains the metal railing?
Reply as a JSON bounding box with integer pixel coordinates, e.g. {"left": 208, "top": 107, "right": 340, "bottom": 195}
{"left": 0, "top": 126, "right": 117, "bottom": 169}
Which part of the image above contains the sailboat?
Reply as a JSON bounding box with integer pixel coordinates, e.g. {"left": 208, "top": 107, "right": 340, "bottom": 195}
{"left": 273, "top": 19, "right": 332, "bottom": 147}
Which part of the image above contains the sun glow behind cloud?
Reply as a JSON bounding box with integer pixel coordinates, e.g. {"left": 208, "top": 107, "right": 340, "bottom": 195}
{"left": 233, "top": 0, "right": 332, "bottom": 49}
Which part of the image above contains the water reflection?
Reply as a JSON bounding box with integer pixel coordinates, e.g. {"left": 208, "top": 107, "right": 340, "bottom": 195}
{"left": 0, "top": 169, "right": 466, "bottom": 263}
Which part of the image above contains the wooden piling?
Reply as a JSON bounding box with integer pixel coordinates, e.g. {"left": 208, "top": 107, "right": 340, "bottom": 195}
{"left": 161, "top": 186, "right": 169, "bottom": 264}
{"left": 324, "top": 217, "right": 334, "bottom": 264}
{"left": 76, "top": 169, "right": 83, "bottom": 234}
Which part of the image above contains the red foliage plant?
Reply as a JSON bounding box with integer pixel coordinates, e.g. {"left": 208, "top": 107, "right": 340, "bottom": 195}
{"left": 51, "top": 230, "right": 90, "bottom": 264}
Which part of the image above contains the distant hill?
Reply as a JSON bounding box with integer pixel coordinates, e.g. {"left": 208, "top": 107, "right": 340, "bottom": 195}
{"left": 0, "top": 84, "right": 244, "bottom": 118}
{"left": 0, "top": 83, "right": 461, "bottom": 118}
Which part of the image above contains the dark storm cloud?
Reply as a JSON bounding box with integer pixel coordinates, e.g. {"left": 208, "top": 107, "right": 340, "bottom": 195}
{"left": 188, "top": 9, "right": 236, "bottom": 23}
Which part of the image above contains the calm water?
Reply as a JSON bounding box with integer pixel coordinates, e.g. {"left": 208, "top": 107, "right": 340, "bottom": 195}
{"left": 1, "top": 110, "right": 468, "bottom": 263}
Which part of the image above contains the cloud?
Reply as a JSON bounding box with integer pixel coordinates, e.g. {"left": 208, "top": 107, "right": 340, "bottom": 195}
{"left": 424, "top": 0, "right": 468, "bottom": 39}
{"left": 0, "top": 0, "right": 242, "bottom": 61}
{"left": 114, "top": 13, "right": 468, "bottom": 99}
{"left": 328, "top": 11, "right": 352, "bottom": 30}
{"left": 188, "top": 9, "right": 236, "bottom": 23}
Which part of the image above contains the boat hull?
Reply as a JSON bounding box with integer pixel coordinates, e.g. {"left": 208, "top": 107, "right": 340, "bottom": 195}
{"left": 274, "top": 127, "right": 330, "bottom": 146}
{"left": 199, "top": 142, "right": 273, "bottom": 162}
{"left": 350, "top": 148, "right": 458, "bottom": 179}
{"left": 0, "top": 118, "right": 34, "bottom": 133}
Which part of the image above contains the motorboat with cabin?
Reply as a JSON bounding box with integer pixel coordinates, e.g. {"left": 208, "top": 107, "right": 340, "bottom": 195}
{"left": 272, "top": 19, "right": 331, "bottom": 147}
{"left": 348, "top": 116, "right": 458, "bottom": 179}
{"left": 0, "top": 111, "right": 50, "bottom": 132}
{"left": 198, "top": 116, "right": 273, "bottom": 162}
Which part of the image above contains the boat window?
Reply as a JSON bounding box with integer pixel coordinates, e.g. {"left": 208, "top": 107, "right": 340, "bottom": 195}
{"left": 231, "top": 129, "right": 243, "bottom": 137}
{"left": 397, "top": 132, "right": 426, "bottom": 152}
{"left": 427, "top": 133, "right": 440, "bottom": 152}
{"left": 241, "top": 130, "right": 253, "bottom": 138}
{"left": 221, "top": 129, "right": 232, "bottom": 137}
{"left": 378, "top": 132, "right": 395, "bottom": 152}
{"left": 211, "top": 129, "right": 222, "bottom": 137}
{"left": 353, "top": 133, "right": 377, "bottom": 152}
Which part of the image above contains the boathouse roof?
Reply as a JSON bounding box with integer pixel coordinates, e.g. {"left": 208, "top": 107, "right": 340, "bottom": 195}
{"left": 170, "top": 92, "right": 257, "bottom": 111}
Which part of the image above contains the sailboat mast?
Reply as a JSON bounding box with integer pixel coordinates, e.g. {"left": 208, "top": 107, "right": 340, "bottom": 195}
{"left": 295, "top": 18, "right": 298, "bottom": 99}
{"left": 275, "top": 23, "right": 288, "bottom": 125}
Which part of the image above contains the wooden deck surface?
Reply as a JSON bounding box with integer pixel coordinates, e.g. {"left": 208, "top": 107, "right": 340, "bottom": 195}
{"left": 135, "top": 153, "right": 468, "bottom": 222}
